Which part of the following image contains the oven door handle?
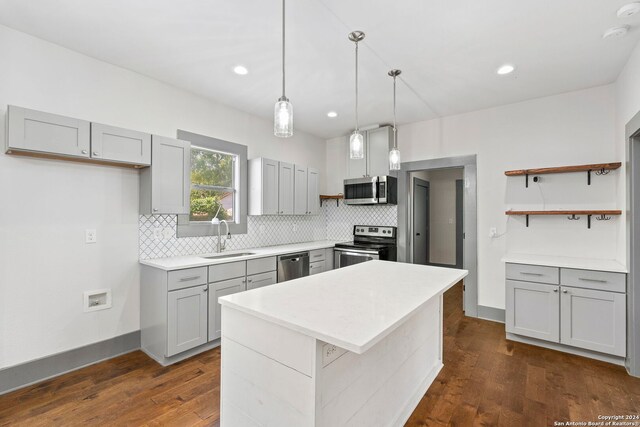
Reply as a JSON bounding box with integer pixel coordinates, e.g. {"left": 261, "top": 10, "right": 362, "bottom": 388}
{"left": 336, "top": 249, "right": 379, "bottom": 256}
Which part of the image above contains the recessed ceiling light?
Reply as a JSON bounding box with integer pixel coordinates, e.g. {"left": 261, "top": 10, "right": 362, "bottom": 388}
{"left": 603, "top": 26, "right": 629, "bottom": 39}
{"left": 327, "top": 111, "right": 338, "bottom": 118}
{"left": 233, "top": 65, "right": 248, "bottom": 75}
{"left": 497, "top": 64, "right": 515, "bottom": 75}
{"left": 618, "top": 2, "right": 640, "bottom": 18}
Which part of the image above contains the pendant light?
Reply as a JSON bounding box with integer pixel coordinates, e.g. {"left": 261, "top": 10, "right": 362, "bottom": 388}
{"left": 274, "top": 0, "right": 293, "bottom": 138}
{"left": 388, "top": 69, "right": 402, "bottom": 170}
{"left": 348, "top": 31, "right": 365, "bottom": 159}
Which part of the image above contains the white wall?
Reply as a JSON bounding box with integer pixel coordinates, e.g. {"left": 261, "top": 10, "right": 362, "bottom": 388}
{"left": 616, "top": 41, "right": 640, "bottom": 265}
{"left": 0, "top": 24, "right": 325, "bottom": 369}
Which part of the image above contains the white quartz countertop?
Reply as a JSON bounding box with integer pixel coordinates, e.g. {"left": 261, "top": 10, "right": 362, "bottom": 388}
{"left": 140, "top": 240, "right": 342, "bottom": 271}
{"left": 502, "top": 253, "right": 627, "bottom": 273}
{"left": 219, "top": 260, "right": 468, "bottom": 354}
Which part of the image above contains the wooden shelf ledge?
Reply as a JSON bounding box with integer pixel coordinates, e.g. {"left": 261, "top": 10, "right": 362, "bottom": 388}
{"left": 505, "top": 162, "right": 621, "bottom": 177}
{"left": 320, "top": 194, "right": 343, "bottom": 207}
{"left": 505, "top": 210, "right": 622, "bottom": 216}
{"left": 505, "top": 210, "right": 621, "bottom": 229}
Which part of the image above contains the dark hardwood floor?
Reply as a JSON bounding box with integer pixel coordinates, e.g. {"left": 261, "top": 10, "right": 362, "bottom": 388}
{"left": 1, "top": 282, "right": 640, "bottom": 426}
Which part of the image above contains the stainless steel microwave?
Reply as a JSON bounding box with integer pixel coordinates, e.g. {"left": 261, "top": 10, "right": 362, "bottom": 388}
{"left": 343, "top": 176, "right": 397, "bottom": 205}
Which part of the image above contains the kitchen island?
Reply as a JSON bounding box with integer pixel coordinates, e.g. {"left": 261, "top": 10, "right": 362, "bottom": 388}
{"left": 218, "top": 260, "right": 468, "bottom": 426}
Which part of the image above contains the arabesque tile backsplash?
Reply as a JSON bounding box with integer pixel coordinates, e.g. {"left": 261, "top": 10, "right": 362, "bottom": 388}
{"left": 139, "top": 201, "right": 398, "bottom": 259}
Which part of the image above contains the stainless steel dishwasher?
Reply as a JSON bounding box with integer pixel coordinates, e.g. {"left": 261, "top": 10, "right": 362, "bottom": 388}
{"left": 277, "top": 252, "right": 310, "bottom": 283}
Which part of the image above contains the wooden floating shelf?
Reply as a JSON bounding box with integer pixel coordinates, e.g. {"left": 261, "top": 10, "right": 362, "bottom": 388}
{"left": 505, "top": 162, "right": 621, "bottom": 187}
{"left": 505, "top": 210, "right": 622, "bottom": 216}
{"left": 505, "top": 210, "right": 621, "bottom": 229}
{"left": 320, "top": 194, "right": 343, "bottom": 207}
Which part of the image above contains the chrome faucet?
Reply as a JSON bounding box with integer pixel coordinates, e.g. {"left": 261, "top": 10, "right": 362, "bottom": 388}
{"left": 212, "top": 218, "right": 230, "bottom": 253}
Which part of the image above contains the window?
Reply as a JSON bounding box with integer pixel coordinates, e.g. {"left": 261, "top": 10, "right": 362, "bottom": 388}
{"left": 176, "top": 130, "right": 247, "bottom": 237}
{"left": 190, "top": 147, "right": 236, "bottom": 222}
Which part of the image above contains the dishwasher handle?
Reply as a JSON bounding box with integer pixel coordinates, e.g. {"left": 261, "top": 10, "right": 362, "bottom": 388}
{"left": 278, "top": 252, "right": 309, "bottom": 262}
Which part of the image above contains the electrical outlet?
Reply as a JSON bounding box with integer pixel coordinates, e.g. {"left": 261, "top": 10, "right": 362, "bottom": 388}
{"left": 163, "top": 228, "right": 174, "bottom": 239}
{"left": 85, "top": 229, "right": 97, "bottom": 244}
{"left": 489, "top": 227, "right": 497, "bottom": 238}
{"left": 83, "top": 289, "right": 112, "bottom": 312}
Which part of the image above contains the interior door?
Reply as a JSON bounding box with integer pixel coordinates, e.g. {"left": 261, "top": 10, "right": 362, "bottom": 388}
{"left": 413, "top": 178, "right": 430, "bottom": 265}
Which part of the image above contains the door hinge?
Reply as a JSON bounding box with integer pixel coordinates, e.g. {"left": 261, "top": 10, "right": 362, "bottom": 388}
{"left": 463, "top": 284, "right": 466, "bottom": 291}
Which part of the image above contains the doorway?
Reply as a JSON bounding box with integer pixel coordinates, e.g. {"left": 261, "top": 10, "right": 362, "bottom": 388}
{"left": 411, "top": 169, "right": 464, "bottom": 269}
{"left": 412, "top": 178, "right": 430, "bottom": 265}
{"left": 398, "top": 155, "right": 478, "bottom": 317}
{"left": 627, "top": 110, "right": 640, "bottom": 377}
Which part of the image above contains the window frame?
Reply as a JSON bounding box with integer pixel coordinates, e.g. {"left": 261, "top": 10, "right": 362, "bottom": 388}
{"left": 176, "top": 130, "right": 248, "bottom": 237}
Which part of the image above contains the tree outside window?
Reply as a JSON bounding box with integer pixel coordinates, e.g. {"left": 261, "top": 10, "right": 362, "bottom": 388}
{"left": 190, "top": 147, "right": 236, "bottom": 222}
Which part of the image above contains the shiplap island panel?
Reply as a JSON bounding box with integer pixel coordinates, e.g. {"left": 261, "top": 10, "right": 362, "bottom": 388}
{"left": 218, "top": 261, "right": 468, "bottom": 426}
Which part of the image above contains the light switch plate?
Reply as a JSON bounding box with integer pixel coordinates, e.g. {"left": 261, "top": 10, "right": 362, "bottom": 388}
{"left": 85, "top": 229, "right": 97, "bottom": 244}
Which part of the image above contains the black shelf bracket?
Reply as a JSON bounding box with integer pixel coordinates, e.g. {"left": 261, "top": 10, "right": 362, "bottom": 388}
{"left": 320, "top": 198, "right": 340, "bottom": 207}
{"left": 587, "top": 168, "right": 610, "bottom": 185}
{"left": 526, "top": 214, "right": 529, "bottom": 227}
{"left": 525, "top": 174, "right": 529, "bottom": 188}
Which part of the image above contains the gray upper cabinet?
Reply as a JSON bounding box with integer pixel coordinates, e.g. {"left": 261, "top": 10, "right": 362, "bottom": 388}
{"left": 307, "top": 168, "right": 320, "bottom": 215}
{"left": 346, "top": 126, "right": 393, "bottom": 178}
{"left": 248, "top": 157, "right": 279, "bottom": 215}
{"left": 506, "top": 279, "right": 560, "bottom": 342}
{"left": 560, "top": 286, "right": 626, "bottom": 356}
{"left": 278, "top": 161, "right": 295, "bottom": 215}
{"left": 294, "top": 165, "right": 308, "bottom": 215}
{"left": 249, "top": 157, "right": 320, "bottom": 216}
{"left": 6, "top": 105, "right": 90, "bottom": 158}
{"left": 140, "top": 135, "right": 191, "bottom": 215}
{"left": 90, "top": 123, "right": 151, "bottom": 166}
{"left": 367, "top": 126, "right": 394, "bottom": 177}
{"left": 167, "top": 285, "right": 208, "bottom": 357}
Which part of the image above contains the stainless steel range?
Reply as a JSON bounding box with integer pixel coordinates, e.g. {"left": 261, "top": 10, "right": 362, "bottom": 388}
{"left": 334, "top": 225, "right": 397, "bottom": 269}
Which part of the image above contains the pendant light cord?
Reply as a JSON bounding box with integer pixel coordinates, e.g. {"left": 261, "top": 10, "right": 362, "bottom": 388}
{"left": 355, "top": 41, "right": 359, "bottom": 131}
{"left": 282, "top": 0, "right": 286, "bottom": 98}
{"left": 393, "top": 74, "right": 397, "bottom": 149}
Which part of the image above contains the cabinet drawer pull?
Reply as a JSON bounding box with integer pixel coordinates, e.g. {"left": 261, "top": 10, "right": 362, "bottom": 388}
{"left": 179, "top": 276, "right": 200, "bottom": 282}
{"left": 578, "top": 278, "right": 607, "bottom": 283}
{"left": 312, "top": 254, "right": 323, "bottom": 258}
{"left": 520, "top": 272, "right": 543, "bottom": 276}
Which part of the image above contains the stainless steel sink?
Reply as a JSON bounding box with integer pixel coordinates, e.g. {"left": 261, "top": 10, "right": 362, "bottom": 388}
{"left": 201, "top": 252, "right": 256, "bottom": 259}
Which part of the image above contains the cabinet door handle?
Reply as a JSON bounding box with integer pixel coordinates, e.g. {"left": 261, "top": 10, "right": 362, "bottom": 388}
{"left": 248, "top": 279, "right": 253, "bottom": 282}
{"left": 81, "top": 150, "right": 88, "bottom": 155}
{"left": 562, "top": 289, "right": 568, "bottom": 294}
{"left": 553, "top": 288, "right": 558, "bottom": 293}
{"left": 93, "top": 151, "right": 99, "bottom": 156}
{"left": 153, "top": 208, "right": 159, "bottom": 212}
{"left": 520, "top": 272, "right": 543, "bottom": 276}
{"left": 579, "top": 278, "right": 607, "bottom": 283}
{"left": 203, "top": 288, "right": 208, "bottom": 293}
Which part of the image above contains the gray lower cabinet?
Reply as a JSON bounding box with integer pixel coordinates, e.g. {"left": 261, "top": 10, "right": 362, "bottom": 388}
{"left": 167, "top": 285, "right": 209, "bottom": 357}
{"left": 560, "top": 286, "right": 626, "bottom": 357}
{"left": 247, "top": 271, "right": 277, "bottom": 290}
{"left": 6, "top": 105, "right": 91, "bottom": 158}
{"left": 506, "top": 280, "right": 560, "bottom": 342}
{"left": 140, "top": 135, "right": 191, "bottom": 214}
{"left": 505, "top": 262, "right": 627, "bottom": 358}
{"left": 209, "top": 277, "right": 246, "bottom": 341}
{"left": 90, "top": 122, "right": 151, "bottom": 165}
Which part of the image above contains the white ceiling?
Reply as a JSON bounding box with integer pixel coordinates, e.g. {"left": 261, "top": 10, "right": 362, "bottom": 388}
{"left": 0, "top": 0, "right": 638, "bottom": 139}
